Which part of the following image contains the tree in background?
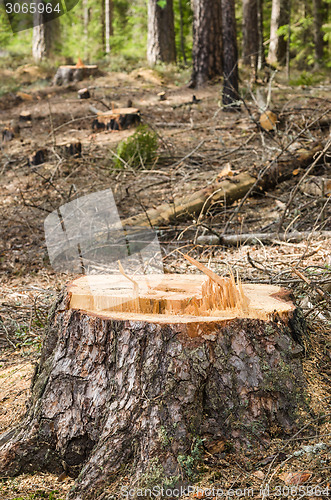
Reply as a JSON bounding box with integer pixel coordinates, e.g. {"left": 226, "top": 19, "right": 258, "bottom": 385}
{"left": 221, "top": 0, "right": 239, "bottom": 107}
{"left": 190, "top": 0, "right": 222, "bottom": 87}
{"left": 103, "top": 0, "right": 114, "bottom": 54}
{"left": 312, "top": 0, "right": 325, "bottom": 62}
{"left": 32, "top": 3, "right": 58, "bottom": 62}
{"left": 268, "top": 0, "right": 290, "bottom": 64}
{"left": 147, "top": 0, "right": 176, "bottom": 65}
{"left": 242, "top": 0, "right": 259, "bottom": 73}
{"left": 257, "top": 0, "right": 266, "bottom": 69}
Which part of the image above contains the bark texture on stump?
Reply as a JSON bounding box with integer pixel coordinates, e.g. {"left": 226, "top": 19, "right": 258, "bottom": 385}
{"left": 190, "top": 0, "right": 223, "bottom": 87}
{"left": 147, "top": 0, "right": 176, "bottom": 65}
{"left": 0, "top": 275, "right": 308, "bottom": 500}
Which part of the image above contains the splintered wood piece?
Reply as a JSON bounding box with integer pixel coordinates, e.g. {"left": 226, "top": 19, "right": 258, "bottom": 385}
{"left": 118, "top": 260, "right": 139, "bottom": 298}
{"left": 180, "top": 253, "right": 249, "bottom": 311}
{"left": 180, "top": 252, "right": 228, "bottom": 287}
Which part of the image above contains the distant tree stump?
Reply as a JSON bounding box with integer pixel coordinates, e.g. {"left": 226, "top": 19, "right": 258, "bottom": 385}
{"left": 56, "top": 141, "right": 82, "bottom": 158}
{"left": 0, "top": 273, "right": 308, "bottom": 500}
{"left": 92, "top": 107, "right": 141, "bottom": 131}
{"left": 53, "top": 65, "right": 98, "bottom": 86}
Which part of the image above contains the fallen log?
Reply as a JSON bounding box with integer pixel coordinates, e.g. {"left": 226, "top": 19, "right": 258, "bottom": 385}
{"left": 120, "top": 143, "right": 323, "bottom": 230}
{"left": 196, "top": 230, "right": 331, "bottom": 246}
{"left": 0, "top": 269, "right": 308, "bottom": 499}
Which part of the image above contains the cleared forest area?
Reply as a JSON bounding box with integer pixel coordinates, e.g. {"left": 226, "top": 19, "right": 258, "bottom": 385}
{"left": 0, "top": 63, "right": 330, "bottom": 499}
{"left": 0, "top": 0, "right": 331, "bottom": 497}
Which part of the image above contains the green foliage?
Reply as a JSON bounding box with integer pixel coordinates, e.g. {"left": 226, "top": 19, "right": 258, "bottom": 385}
{"left": 158, "top": 426, "right": 171, "bottom": 447}
{"left": 157, "top": 0, "right": 167, "bottom": 8}
{"left": 289, "top": 69, "right": 324, "bottom": 86}
{"left": 277, "top": 17, "right": 316, "bottom": 68}
{"left": 173, "top": 0, "right": 193, "bottom": 63}
{"left": 115, "top": 125, "right": 158, "bottom": 169}
{"left": 177, "top": 437, "right": 204, "bottom": 479}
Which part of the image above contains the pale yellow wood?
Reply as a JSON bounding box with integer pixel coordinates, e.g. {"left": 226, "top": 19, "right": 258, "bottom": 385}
{"left": 68, "top": 274, "right": 295, "bottom": 325}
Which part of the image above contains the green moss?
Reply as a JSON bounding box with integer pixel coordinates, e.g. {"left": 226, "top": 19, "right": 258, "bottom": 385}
{"left": 177, "top": 437, "right": 204, "bottom": 480}
{"left": 158, "top": 426, "right": 171, "bottom": 447}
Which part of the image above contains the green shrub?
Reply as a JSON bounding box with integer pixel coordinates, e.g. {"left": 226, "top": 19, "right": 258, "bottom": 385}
{"left": 115, "top": 125, "right": 158, "bottom": 169}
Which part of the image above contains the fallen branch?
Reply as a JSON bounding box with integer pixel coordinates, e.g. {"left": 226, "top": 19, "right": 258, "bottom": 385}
{"left": 120, "top": 143, "right": 323, "bottom": 229}
{"left": 196, "top": 230, "right": 331, "bottom": 246}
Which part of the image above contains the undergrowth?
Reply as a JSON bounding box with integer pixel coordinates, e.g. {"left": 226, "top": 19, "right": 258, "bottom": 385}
{"left": 115, "top": 125, "right": 158, "bottom": 169}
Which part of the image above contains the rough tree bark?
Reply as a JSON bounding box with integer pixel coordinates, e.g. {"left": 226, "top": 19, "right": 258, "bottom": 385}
{"left": 0, "top": 272, "right": 308, "bottom": 500}
{"left": 242, "top": 0, "right": 259, "bottom": 75}
{"left": 147, "top": 0, "right": 176, "bottom": 65}
{"left": 221, "top": 0, "right": 239, "bottom": 107}
{"left": 268, "top": 0, "right": 290, "bottom": 65}
{"left": 32, "top": 0, "right": 60, "bottom": 63}
{"left": 257, "top": 0, "right": 266, "bottom": 69}
{"left": 190, "top": 0, "right": 223, "bottom": 87}
{"left": 32, "top": 9, "right": 51, "bottom": 62}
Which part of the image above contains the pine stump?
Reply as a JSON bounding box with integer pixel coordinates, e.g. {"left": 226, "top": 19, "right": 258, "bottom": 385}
{"left": 92, "top": 108, "right": 141, "bottom": 131}
{"left": 53, "top": 65, "right": 98, "bottom": 86}
{"left": 0, "top": 273, "right": 308, "bottom": 499}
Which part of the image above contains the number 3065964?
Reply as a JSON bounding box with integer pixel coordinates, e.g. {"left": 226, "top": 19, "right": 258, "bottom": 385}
{"left": 5, "top": 2, "right": 61, "bottom": 14}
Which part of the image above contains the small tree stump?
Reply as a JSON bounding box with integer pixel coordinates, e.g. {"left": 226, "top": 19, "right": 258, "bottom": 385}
{"left": 53, "top": 65, "right": 98, "bottom": 86}
{"left": 77, "top": 88, "right": 91, "bottom": 99}
{"left": 56, "top": 141, "right": 82, "bottom": 158}
{"left": 28, "top": 148, "right": 47, "bottom": 166}
{"left": 0, "top": 273, "right": 308, "bottom": 499}
{"left": 19, "top": 110, "right": 32, "bottom": 122}
{"left": 92, "top": 107, "right": 141, "bottom": 131}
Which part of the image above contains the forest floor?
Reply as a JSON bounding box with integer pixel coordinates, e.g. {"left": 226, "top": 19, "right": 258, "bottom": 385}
{"left": 0, "top": 62, "right": 330, "bottom": 499}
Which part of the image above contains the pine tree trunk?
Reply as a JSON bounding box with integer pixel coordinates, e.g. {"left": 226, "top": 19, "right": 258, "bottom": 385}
{"left": 257, "top": 0, "right": 266, "bottom": 69}
{"left": 221, "top": 0, "right": 239, "bottom": 107}
{"left": 83, "top": 0, "right": 89, "bottom": 61}
{"left": 179, "top": 0, "right": 187, "bottom": 64}
{"left": 0, "top": 274, "right": 308, "bottom": 499}
{"left": 242, "top": 0, "right": 259, "bottom": 75}
{"left": 147, "top": 0, "right": 176, "bottom": 65}
{"left": 312, "top": 0, "right": 324, "bottom": 63}
{"left": 268, "top": 0, "right": 290, "bottom": 65}
{"left": 190, "top": 0, "right": 223, "bottom": 87}
{"left": 32, "top": 9, "right": 50, "bottom": 62}
{"left": 105, "top": 0, "right": 113, "bottom": 54}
